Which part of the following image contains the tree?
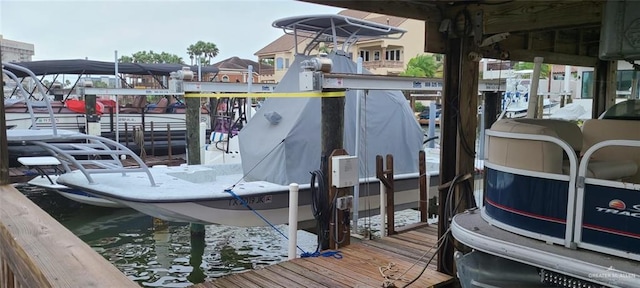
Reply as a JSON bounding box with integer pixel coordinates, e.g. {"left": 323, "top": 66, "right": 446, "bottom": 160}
{"left": 187, "top": 41, "right": 219, "bottom": 65}
{"left": 513, "top": 61, "right": 551, "bottom": 78}
{"left": 400, "top": 54, "right": 440, "bottom": 78}
{"left": 119, "top": 55, "right": 134, "bottom": 63}
{"left": 118, "top": 51, "right": 184, "bottom": 64}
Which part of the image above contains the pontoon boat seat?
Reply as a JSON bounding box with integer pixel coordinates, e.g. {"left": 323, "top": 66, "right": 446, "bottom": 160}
{"left": 120, "top": 96, "right": 147, "bottom": 113}
{"left": 488, "top": 118, "right": 582, "bottom": 174}
{"left": 581, "top": 119, "right": 640, "bottom": 183}
{"left": 146, "top": 97, "right": 168, "bottom": 113}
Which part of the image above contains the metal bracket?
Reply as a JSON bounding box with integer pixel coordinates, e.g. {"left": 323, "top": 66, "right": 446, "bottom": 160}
{"left": 577, "top": 176, "right": 585, "bottom": 188}
{"left": 473, "top": 10, "right": 484, "bottom": 46}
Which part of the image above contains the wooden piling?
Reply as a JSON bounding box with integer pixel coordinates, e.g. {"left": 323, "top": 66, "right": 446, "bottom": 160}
{"left": 150, "top": 121, "right": 155, "bottom": 156}
{"left": 376, "top": 154, "right": 395, "bottom": 235}
{"left": 185, "top": 96, "right": 201, "bottom": 165}
{"left": 419, "top": 150, "right": 427, "bottom": 222}
{"left": 124, "top": 122, "right": 129, "bottom": 146}
{"left": 167, "top": 124, "right": 172, "bottom": 160}
{"left": 320, "top": 92, "right": 345, "bottom": 250}
{"left": 0, "top": 56, "right": 8, "bottom": 185}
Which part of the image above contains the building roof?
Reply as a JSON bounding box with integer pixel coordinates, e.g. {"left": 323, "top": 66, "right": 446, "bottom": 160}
{"left": 213, "top": 56, "right": 270, "bottom": 70}
{"left": 254, "top": 34, "right": 310, "bottom": 56}
{"left": 337, "top": 9, "right": 371, "bottom": 19}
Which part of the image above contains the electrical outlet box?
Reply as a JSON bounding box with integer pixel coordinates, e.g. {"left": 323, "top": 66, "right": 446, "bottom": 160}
{"left": 331, "top": 155, "right": 358, "bottom": 188}
{"left": 336, "top": 195, "right": 354, "bottom": 210}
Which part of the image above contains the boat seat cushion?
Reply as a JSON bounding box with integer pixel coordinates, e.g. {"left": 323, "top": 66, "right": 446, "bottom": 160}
{"left": 489, "top": 119, "right": 571, "bottom": 174}
{"left": 509, "top": 118, "right": 583, "bottom": 153}
{"left": 562, "top": 159, "right": 638, "bottom": 180}
{"left": 582, "top": 119, "right": 640, "bottom": 183}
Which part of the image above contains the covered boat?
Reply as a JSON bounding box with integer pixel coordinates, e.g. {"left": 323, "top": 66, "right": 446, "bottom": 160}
{"left": 55, "top": 13, "right": 438, "bottom": 227}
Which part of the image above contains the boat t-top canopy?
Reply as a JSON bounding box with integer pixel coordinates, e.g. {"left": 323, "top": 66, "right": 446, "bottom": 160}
{"left": 273, "top": 14, "right": 406, "bottom": 55}
{"left": 4, "top": 59, "right": 220, "bottom": 78}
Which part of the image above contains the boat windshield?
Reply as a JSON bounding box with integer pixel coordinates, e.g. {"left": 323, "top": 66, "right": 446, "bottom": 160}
{"left": 600, "top": 99, "right": 640, "bottom": 120}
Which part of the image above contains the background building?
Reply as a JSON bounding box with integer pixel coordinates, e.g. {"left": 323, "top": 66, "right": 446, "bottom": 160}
{"left": 1, "top": 35, "right": 35, "bottom": 63}
{"left": 254, "top": 9, "right": 426, "bottom": 83}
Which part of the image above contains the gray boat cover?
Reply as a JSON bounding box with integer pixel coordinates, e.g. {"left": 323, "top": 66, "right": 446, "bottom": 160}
{"left": 239, "top": 52, "right": 423, "bottom": 185}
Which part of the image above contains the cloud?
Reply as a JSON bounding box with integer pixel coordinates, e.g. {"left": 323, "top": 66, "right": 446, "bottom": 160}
{"left": 1, "top": 0, "right": 341, "bottom": 62}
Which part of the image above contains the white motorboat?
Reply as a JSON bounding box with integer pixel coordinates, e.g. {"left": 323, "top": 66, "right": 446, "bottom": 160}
{"left": 56, "top": 14, "right": 441, "bottom": 227}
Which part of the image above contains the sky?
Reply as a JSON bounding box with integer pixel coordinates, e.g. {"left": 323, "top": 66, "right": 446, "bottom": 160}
{"left": 0, "top": 0, "right": 342, "bottom": 63}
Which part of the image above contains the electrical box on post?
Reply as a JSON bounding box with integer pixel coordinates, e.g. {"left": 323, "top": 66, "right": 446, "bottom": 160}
{"left": 331, "top": 155, "right": 358, "bottom": 188}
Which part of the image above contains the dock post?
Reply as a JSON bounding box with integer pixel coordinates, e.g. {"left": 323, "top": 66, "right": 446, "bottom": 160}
{"left": 288, "top": 183, "right": 299, "bottom": 260}
{"left": 186, "top": 96, "right": 201, "bottom": 165}
{"left": 379, "top": 179, "right": 386, "bottom": 237}
{"left": 0, "top": 57, "right": 8, "bottom": 185}
{"left": 150, "top": 121, "right": 155, "bottom": 156}
{"left": 320, "top": 90, "right": 344, "bottom": 250}
{"left": 84, "top": 89, "right": 100, "bottom": 136}
{"left": 419, "top": 150, "right": 427, "bottom": 222}
{"left": 376, "top": 155, "right": 395, "bottom": 236}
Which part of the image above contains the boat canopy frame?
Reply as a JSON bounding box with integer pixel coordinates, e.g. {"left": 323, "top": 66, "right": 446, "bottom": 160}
{"left": 273, "top": 14, "right": 406, "bottom": 56}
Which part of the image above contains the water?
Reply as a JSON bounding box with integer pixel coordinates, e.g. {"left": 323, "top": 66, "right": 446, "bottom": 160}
{"left": 16, "top": 184, "right": 319, "bottom": 287}
{"left": 16, "top": 184, "right": 427, "bottom": 287}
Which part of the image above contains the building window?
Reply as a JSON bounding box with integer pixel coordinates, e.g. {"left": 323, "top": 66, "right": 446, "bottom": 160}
{"left": 276, "top": 57, "right": 284, "bottom": 70}
{"left": 285, "top": 58, "right": 290, "bottom": 69}
{"left": 222, "top": 75, "right": 229, "bottom": 82}
{"left": 385, "top": 49, "right": 401, "bottom": 61}
{"left": 373, "top": 51, "right": 380, "bottom": 61}
{"left": 359, "top": 50, "right": 370, "bottom": 61}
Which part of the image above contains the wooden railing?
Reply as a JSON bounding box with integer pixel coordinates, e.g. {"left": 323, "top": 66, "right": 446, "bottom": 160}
{"left": 0, "top": 185, "right": 138, "bottom": 288}
{"left": 363, "top": 60, "right": 404, "bottom": 70}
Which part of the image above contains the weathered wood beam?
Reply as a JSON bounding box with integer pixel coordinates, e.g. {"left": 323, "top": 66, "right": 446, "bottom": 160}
{"left": 0, "top": 186, "right": 138, "bottom": 287}
{"left": 508, "top": 50, "right": 598, "bottom": 67}
{"left": 592, "top": 60, "right": 617, "bottom": 118}
{"left": 480, "top": 1, "right": 603, "bottom": 34}
{"left": 438, "top": 35, "right": 477, "bottom": 276}
{"left": 0, "top": 47, "right": 7, "bottom": 185}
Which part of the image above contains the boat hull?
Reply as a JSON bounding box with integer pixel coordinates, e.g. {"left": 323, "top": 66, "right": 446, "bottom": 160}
{"left": 27, "top": 175, "right": 127, "bottom": 208}
{"left": 56, "top": 164, "right": 439, "bottom": 227}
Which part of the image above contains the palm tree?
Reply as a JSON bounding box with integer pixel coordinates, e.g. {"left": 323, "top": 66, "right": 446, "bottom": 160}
{"left": 187, "top": 45, "right": 196, "bottom": 65}
{"left": 187, "top": 41, "right": 219, "bottom": 65}
{"left": 203, "top": 42, "right": 219, "bottom": 64}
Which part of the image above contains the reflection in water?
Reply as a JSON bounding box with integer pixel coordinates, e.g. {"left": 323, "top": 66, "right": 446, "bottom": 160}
{"left": 17, "top": 185, "right": 318, "bottom": 287}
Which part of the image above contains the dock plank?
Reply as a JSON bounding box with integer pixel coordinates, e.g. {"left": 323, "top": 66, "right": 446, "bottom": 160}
{"left": 251, "top": 267, "right": 301, "bottom": 288}
{"left": 192, "top": 227, "right": 453, "bottom": 288}
{"left": 263, "top": 264, "right": 326, "bottom": 288}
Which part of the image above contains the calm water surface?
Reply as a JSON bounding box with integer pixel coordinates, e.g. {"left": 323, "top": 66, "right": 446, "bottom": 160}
{"left": 17, "top": 183, "right": 426, "bottom": 287}
{"left": 17, "top": 184, "right": 319, "bottom": 287}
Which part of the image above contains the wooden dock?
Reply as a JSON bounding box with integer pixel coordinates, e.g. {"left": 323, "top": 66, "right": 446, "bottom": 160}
{"left": 193, "top": 225, "right": 454, "bottom": 288}
{"left": 0, "top": 185, "right": 138, "bottom": 287}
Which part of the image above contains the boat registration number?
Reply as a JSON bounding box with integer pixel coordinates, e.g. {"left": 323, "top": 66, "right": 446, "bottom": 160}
{"left": 229, "top": 195, "right": 273, "bottom": 206}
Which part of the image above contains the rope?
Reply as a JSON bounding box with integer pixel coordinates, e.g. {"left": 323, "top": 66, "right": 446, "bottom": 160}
{"left": 224, "top": 188, "right": 342, "bottom": 259}
{"left": 228, "top": 138, "right": 285, "bottom": 189}
{"left": 380, "top": 227, "right": 452, "bottom": 288}
{"left": 224, "top": 188, "right": 307, "bottom": 253}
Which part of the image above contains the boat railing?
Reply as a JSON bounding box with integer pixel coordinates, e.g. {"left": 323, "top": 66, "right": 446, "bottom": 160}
{"left": 29, "top": 134, "right": 157, "bottom": 187}
{"left": 484, "top": 127, "right": 579, "bottom": 249}
{"left": 573, "top": 138, "right": 640, "bottom": 261}
{"left": 484, "top": 117, "right": 640, "bottom": 261}
{"left": 2, "top": 62, "right": 57, "bottom": 133}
